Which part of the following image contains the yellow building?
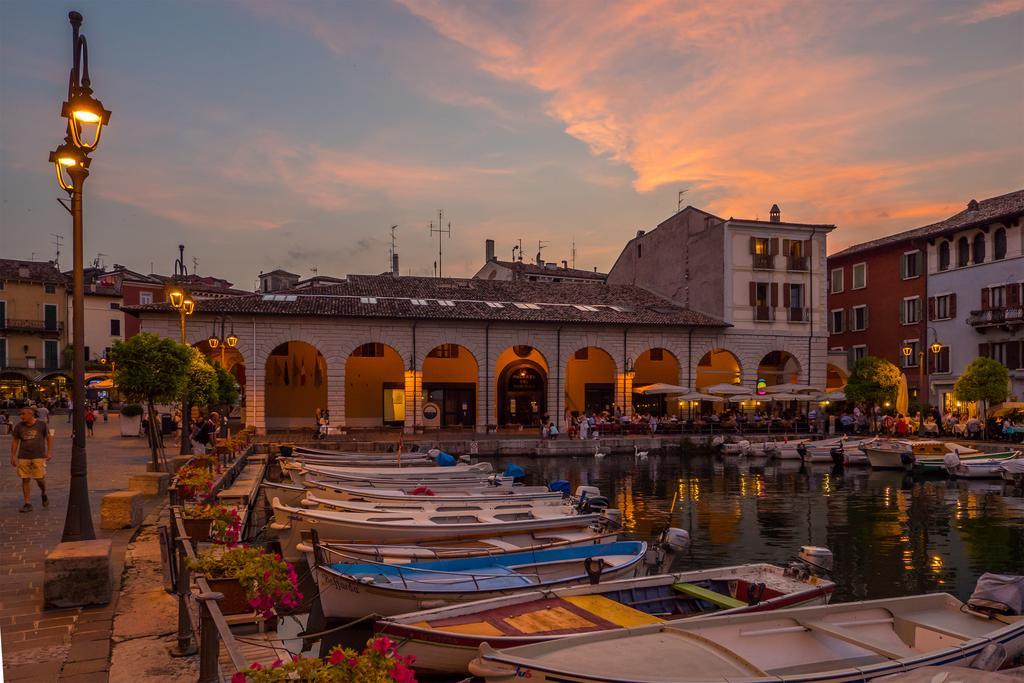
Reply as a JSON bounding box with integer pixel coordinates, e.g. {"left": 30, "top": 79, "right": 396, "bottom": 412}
{"left": 0, "top": 259, "right": 70, "bottom": 401}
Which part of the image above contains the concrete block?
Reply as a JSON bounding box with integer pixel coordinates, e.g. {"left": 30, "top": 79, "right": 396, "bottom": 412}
{"left": 44, "top": 540, "right": 113, "bottom": 608}
{"left": 100, "top": 491, "right": 144, "bottom": 530}
{"left": 128, "top": 471, "right": 170, "bottom": 496}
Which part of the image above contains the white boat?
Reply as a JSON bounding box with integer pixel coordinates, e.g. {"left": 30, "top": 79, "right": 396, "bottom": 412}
{"left": 283, "top": 452, "right": 434, "bottom": 467}
{"left": 290, "top": 460, "right": 491, "bottom": 479}
{"left": 301, "top": 493, "right": 570, "bottom": 514}
{"left": 775, "top": 436, "right": 843, "bottom": 460}
{"left": 304, "top": 480, "right": 560, "bottom": 504}
{"left": 468, "top": 592, "right": 1024, "bottom": 683}
{"left": 270, "top": 497, "right": 609, "bottom": 561}
{"left": 721, "top": 440, "right": 785, "bottom": 457}
{"left": 378, "top": 562, "right": 834, "bottom": 675}
{"left": 945, "top": 451, "right": 1023, "bottom": 479}
{"left": 1002, "top": 458, "right": 1024, "bottom": 485}
{"left": 863, "top": 440, "right": 977, "bottom": 470}
{"left": 313, "top": 540, "right": 648, "bottom": 618}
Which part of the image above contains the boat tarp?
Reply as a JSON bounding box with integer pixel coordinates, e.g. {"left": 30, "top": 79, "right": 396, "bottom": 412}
{"left": 968, "top": 573, "right": 1024, "bottom": 615}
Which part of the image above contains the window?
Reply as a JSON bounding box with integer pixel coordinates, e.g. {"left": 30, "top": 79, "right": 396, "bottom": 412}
{"left": 901, "top": 297, "right": 921, "bottom": 324}
{"left": 484, "top": 301, "right": 504, "bottom": 308}
{"left": 901, "top": 251, "right": 922, "bottom": 279}
{"left": 851, "top": 263, "right": 866, "bottom": 289}
{"left": 902, "top": 340, "right": 919, "bottom": 368}
{"left": 851, "top": 305, "right": 868, "bottom": 331}
{"left": 932, "top": 346, "right": 950, "bottom": 374}
{"left": 852, "top": 345, "right": 867, "bottom": 363}
{"left": 751, "top": 237, "right": 774, "bottom": 269}
{"left": 0, "top": 337, "right": 5, "bottom": 366}
{"left": 972, "top": 233, "right": 986, "bottom": 264}
{"left": 990, "top": 285, "right": 1006, "bottom": 308}
{"left": 938, "top": 241, "right": 950, "bottom": 271}
{"left": 139, "top": 291, "right": 153, "bottom": 305}
{"left": 43, "top": 340, "right": 59, "bottom": 370}
{"left": 754, "top": 282, "right": 770, "bottom": 306}
{"left": 933, "top": 294, "right": 952, "bottom": 320}
{"left": 0, "top": 281, "right": 5, "bottom": 291}
{"left": 830, "top": 268, "right": 844, "bottom": 293}
{"left": 830, "top": 309, "right": 845, "bottom": 334}
{"left": 956, "top": 237, "right": 969, "bottom": 267}
{"left": 410, "top": 299, "right": 428, "bottom": 305}
{"left": 359, "top": 297, "right": 378, "bottom": 304}
{"left": 994, "top": 228, "right": 1007, "bottom": 260}
{"left": 110, "top": 319, "right": 121, "bottom": 336}
{"left": 43, "top": 303, "right": 58, "bottom": 331}
{"left": 427, "top": 344, "right": 460, "bottom": 359}
{"left": 990, "top": 342, "right": 1007, "bottom": 365}
{"left": 513, "top": 302, "right": 540, "bottom": 310}
{"left": 45, "top": 284, "right": 56, "bottom": 294}
{"left": 0, "top": 300, "right": 5, "bottom": 327}
{"left": 352, "top": 343, "right": 384, "bottom": 357}
{"left": 84, "top": 346, "right": 90, "bottom": 361}
{"left": 649, "top": 348, "right": 664, "bottom": 361}
{"left": 109, "top": 302, "right": 120, "bottom": 310}
{"left": 752, "top": 237, "right": 770, "bottom": 256}
{"left": 785, "top": 283, "right": 805, "bottom": 320}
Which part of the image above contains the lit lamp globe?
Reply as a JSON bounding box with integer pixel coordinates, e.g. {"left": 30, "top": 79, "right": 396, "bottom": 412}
{"left": 61, "top": 90, "right": 111, "bottom": 151}
{"left": 226, "top": 333, "right": 239, "bottom": 348}
{"left": 930, "top": 341, "right": 942, "bottom": 354}
{"left": 901, "top": 345, "right": 913, "bottom": 357}
{"left": 169, "top": 290, "right": 185, "bottom": 309}
{"left": 208, "top": 335, "right": 220, "bottom": 349}
{"left": 48, "top": 141, "right": 90, "bottom": 192}
{"left": 182, "top": 298, "right": 196, "bottom": 316}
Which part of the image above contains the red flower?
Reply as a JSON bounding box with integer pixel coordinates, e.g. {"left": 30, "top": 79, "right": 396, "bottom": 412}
{"left": 371, "top": 636, "right": 393, "bottom": 655}
{"left": 328, "top": 648, "right": 345, "bottom": 665}
{"left": 231, "top": 673, "right": 247, "bottom": 683}
{"left": 390, "top": 663, "right": 417, "bottom": 683}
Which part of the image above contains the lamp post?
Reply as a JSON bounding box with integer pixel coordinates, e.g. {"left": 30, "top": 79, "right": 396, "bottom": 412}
{"left": 207, "top": 316, "right": 238, "bottom": 369}
{"left": 48, "top": 11, "right": 110, "bottom": 543}
{"left": 902, "top": 327, "right": 943, "bottom": 430}
{"left": 169, "top": 291, "right": 195, "bottom": 455}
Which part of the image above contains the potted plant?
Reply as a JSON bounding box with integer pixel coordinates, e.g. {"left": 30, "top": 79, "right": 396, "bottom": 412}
{"left": 175, "top": 463, "right": 217, "bottom": 501}
{"left": 181, "top": 504, "right": 241, "bottom": 544}
{"left": 119, "top": 403, "right": 144, "bottom": 437}
{"left": 190, "top": 546, "right": 302, "bottom": 617}
{"left": 230, "top": 636, "right": 416, "bottom": 682}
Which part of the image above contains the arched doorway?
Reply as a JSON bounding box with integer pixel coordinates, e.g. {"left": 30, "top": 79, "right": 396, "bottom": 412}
{"left": 757, "top": 351, "right": 801, "bottom": 386}
{"left": 695, "top": 349, "right": 741, "bottom": 389}
{"left": 0, "top": 371, "right": 32, "bottom": 402}
{"left": 632, "top": 348, "right": 681, "bottom": 416}
{"left": 495, "top": 345, "right": 548, "bottom": 427}
{"left": 826, "top": 363, "right": 847, "bottom": 391}
{"left": 345, "top": 343, "right": 405, "bottom": 428}
{"left": 565, "top": 346, "right": 616, "bottom": 418}
{"left": 422, "top": 344, "right": 478, "bottom": 428}
{"left": 37, "top": 372, "right": 70, "bottom": 401}
{"left": 264, "top": 341, "right": 327, "bottom": 430}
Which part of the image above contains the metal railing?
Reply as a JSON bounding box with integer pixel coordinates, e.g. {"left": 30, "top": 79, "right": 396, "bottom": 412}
{"left": 753, "top": 305, "right": 775, "bottom": 321}
{"left": 752, "top": 254, "right": 774, "bottom": 270}
{"left": 0, "top": 318, "right": 63, "bottom": 333}
{"left": 968, "top": 306, "right": 1023, "bottom": 327}
{"left": 787, "top": 307, "right": 807, "bottom": 322}
{"left": 786, "top": 255, "right": 808, "bottom": 271}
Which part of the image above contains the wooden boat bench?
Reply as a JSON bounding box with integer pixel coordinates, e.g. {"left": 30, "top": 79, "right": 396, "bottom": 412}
{"left": 672, "top": 582, "right": 746, "bottom": 609}
{"left": 799, "top": 618, "right": 916, "bottom": 660}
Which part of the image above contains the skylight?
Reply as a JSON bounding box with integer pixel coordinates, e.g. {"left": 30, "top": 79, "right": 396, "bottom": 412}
{"left": 573, "top": 305, "right": 599, "bottom": 312}
{"left": 261, "top": 294, "right": 297, "bottom": 302}
{"left": 485, "top": 302, "right": 504, "bottom": 308}
{"left": 359, "top": 297, "right": 378, "bottom": 304}
{"left": 513, "top": 303, "right": 541, "bottom": 310}
{"left": 437, "top": 300, "right": 455, "bottom": 307}
{"left": 410, "top": 299, "right": 428, "bottom": 305}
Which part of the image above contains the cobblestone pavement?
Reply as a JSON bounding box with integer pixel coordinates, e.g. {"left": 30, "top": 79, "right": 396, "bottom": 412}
{"left": 0, "top": 416, "right": 160, "bottom": 682}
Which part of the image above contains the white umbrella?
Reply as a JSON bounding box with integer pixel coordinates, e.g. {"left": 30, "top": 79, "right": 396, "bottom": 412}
{"left": 674, "top": 392, "right": 721, "bottom": 402}
{"left": 765, "top": 392, "right": 808, "bottom": 401}
{"left": 634, "top": 383, "right": 691, "bottom": 395}
{"left": 763, "top": 383, "right": 820, "bottom": 394}
{"left": 817, "top": 390, "right": 846, "bottom": 401}
{"left": 727, "top": 394, "right": 756, "bottom": 403}
{"left": 705, "top": 383, "right": 751, "bottom": 395}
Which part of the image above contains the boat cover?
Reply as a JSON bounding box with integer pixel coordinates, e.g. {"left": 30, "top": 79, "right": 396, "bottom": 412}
{"left": 1001, "top": 459, "right": 1024, "bottom": 474}
{"left": 968, "top": 573, "right": 1024, "bottom": 615}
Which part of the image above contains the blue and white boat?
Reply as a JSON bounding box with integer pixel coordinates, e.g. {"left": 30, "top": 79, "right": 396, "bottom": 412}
{"left": 313, "top": 540, "right": 648, "bottom": 618}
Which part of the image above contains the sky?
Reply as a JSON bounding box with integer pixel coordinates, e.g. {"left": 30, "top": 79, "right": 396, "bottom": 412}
{"left": 1, "top": 0, "right": 1022, "bottom": 288}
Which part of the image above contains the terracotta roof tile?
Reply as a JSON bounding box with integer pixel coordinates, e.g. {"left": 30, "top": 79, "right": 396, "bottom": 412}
{"left": 0, "top": 259, "right": 67, "bottom": 284}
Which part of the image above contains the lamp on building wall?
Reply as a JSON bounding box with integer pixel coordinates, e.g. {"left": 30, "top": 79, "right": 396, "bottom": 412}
{"left": 207, "top": 315, "right": 238, "bottom": 368}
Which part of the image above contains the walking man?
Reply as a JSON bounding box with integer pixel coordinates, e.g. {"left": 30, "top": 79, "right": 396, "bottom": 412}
{"left": 10, "top": 406, "right": 52, "bottom": 512}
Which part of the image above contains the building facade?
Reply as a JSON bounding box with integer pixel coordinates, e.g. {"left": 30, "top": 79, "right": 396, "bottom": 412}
{"left": 474, "top": 239, "right": 607, "bottom": 283}
{"left": 0, "top": 259, "right": 69, "bottom": 400}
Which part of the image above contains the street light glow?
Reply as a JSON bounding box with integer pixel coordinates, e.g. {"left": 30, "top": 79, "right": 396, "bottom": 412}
{"left": 169, "top": 290, "right": 184, "bottom": 308}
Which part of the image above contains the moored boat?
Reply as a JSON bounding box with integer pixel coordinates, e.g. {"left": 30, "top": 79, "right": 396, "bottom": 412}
{"left": 378, "top": 561, "right": 835, "bottom": 675}
{"left": 945, "top": 451, "right": 1023, "bottom": 479}
{"left": 303, "top": 479, "right": 560, "bottom": 504}
{"left": 301, "top": 493, "right": 570, "bottom": 514}
{"left": 916, "top": 448, "right": 1015, "bottom": 473}
{"left": 314, "top": 540, "right": 648, "bottom": 618}
{"left": 863, "top": 440, "right": 978, "bottom": 470}
{"left": 1002, "top": 458, "right": 1024, "bottom": 485}
{"left": 468, "top": 591, "right": 1024, "bottom": 683}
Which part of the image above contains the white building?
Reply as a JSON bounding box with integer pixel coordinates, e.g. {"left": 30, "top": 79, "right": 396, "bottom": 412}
{"left": 923, "top": 191, "right": 1024, "bottom": 408}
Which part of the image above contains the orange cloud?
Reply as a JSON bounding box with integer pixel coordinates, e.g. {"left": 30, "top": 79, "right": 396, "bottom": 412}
{"left": 942, "top": 0, "right": 1024, "bottom": 24}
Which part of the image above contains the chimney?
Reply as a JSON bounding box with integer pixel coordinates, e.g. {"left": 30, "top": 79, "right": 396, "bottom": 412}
{"left": 967, "top": 199, "right": 979, "bottom": 211}
{"left": 485, "top": 239, "right": 495, "bottom": 262}
{"left": 562, "top": 260, "right": 568, "bottom": 269}
{"left": 769, "top": 204, "right": 781, "bottom": 223}
{"left": 391, "top": 253, "right": 400, "bottom": 276}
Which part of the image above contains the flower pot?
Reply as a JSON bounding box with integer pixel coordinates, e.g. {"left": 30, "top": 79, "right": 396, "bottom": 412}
{"left": 182, "top": 517, "right": 213, "bottom": 543}
{"left": 119, "top": 414, "right": 141, "bottom": 437}
{"left": 205, "top": 577, "right": 252, "bottom": 615}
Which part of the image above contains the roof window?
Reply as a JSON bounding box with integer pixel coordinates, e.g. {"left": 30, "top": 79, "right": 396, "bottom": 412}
{"left": 573, "top": 305, "right": 598, "bottom": 312}
{"left": 410, "top": 299, "right": 428, "bottom": 305}
{"left": 513, "top": 302, "right": 541, "bottom": 310}
{"left": 437, "top": 300, "right": 455, "bottom": 307}
{"left": 359, "top": 297, "right": 378, "bottom": 304}
{"left": 485, "top": 302, "right": 504, "bottom": 308}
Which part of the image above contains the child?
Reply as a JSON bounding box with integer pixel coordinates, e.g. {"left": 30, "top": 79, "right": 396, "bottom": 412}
{"left": 85, "top": 407, "right": 96, "bottom": 436}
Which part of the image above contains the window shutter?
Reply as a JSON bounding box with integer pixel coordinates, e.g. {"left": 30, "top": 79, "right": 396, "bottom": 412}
{"left": 1007, "top": 342, "right": 1021, "bottom": 370}
{"left": 783, "top": 284, "right": 791, "bottom": 307}
{"left": 769, "top": 238, "right": 779, "bottom": 255}
{"left": 1008, "top": 283, "right": 1021, "bottom": 306}
{"left": 749, "top": 282, "right": 757, "bottom": 306}
{"left": 950, "top": 293, "right": 957, "bottom": 318}
{"left": 915, "top": 298, "right": 922, "bottom": 322}
{"left": 928, "top": 350, "right": 936, "bottom": 374}
{"left": 803, "top": 240, "right": 811, "bottom": 259}
{"left": 782, "top": 239, "right": 790, "bottom": 256}
{"left": 899, "top": 255, "right": 906, "bottom": 279}
{"left": 899, "top": 302, "right": 905, "bottom": 324}
{"left": 978, "top": 342, "right": 990, "bottom": 358}
{"left": 847, "top": 309, "right": 853, "bottom": 331}
{"left": 847, "top": 347, "right": 855, "bottom": 368}
{"left": 941, "top": 347, "right": 949, "bottom": 373}
{"left": 770, "top": 282, "right": 778, "bottom": 307}
{"left": 864, "top": 306, "right": 869, "bottom": 329}
{"left": 749, "top": 236, "right": 757, "bottom": 254}
{"left": 915, "top": 251, "right": 923, "bottom": 274}
{"left": 827, "top": 312, "right": 833, "bottom": 334}
{"left": 928, "top": 297, "right": 936, "bottom": 321}
{"left": 981, "top": 287, "right": 990, "bottom": 309}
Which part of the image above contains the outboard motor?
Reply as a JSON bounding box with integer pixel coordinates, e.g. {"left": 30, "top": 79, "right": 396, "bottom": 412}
{"left": 900, "top": 452, "right": 915, "bottom": 469}
{"left": 967, "top": 573, "right": 1024, "bottom": 617}
{"left": 796, "top": 443, "right": 808, "bottom": 461}
{"left": 578, "top": 495, "right": 611, "bottom": 514}
{"left": 644, "top": 527, "right": 690, "bottom": 574}
{"left": 943, "top": 452, "right": 961, "bottom": 477}
{"left": 575, "top": 485, "right": 601, "bottom": 502}
{"left": 830, "top": 444, "right": 845, "bottom": 467}
{"left": 710, "top": 435, "right": 725, "bottom": 451}
{"left": 794, "top": 545, "right": 834, "bottom": 577}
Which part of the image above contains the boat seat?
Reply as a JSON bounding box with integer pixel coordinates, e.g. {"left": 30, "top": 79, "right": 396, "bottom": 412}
{"left": 563, "top": 595, "right": 665, "bottom": 628}
{"left": 672, "top": 583, "right": 746, "bottom": 609}
{"left": 799, "top": 619, "right": 916, "bottom": 660}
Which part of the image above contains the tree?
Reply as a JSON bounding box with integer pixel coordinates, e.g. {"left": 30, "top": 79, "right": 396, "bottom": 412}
{"left": 213, "top": 364, "right": 241, "bottom": 418}
{"left": 955, "top": 357, "right": 1009, "bottom": 425}
{"left": 110, "top": 333, "right": 191, "bottom": 468}
{"left": 844, "top": 356, "right": 902, "bottom": 409}
{"left": 183, "top": 348, "right": 219, "bottom": 411}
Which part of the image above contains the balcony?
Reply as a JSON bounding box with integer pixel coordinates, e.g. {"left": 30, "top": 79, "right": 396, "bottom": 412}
{"left": 787, "top": 255, "right": 808, "bottom": 271}
{"left": 752, "top": 254, "right": 775, "bottom": 270}
{"left": 968, "top": 307, "right": 1023, "bottom": 330}
{"left": 753, "top": 305, "right": 775, "bottom": 322}
{"left": 0, "top": 318, "right": 64, "bottom": 335}
{"left": 787, "top": 307, "right": 808, "bottom": 322}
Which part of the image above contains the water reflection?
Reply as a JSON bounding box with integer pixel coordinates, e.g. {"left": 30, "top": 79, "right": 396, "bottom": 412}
{"left": 484, "top": 450, "right": 1024, "bottom": 602}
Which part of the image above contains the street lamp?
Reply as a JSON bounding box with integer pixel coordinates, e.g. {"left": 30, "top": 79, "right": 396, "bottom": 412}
{"left": 170, "top": 292, "right": 195, "bottom": 344}
{"left": 50, "top": 11, "right": 110, "bottom": 543}
{"left": 206, "top": 316, "right": 238, "bottom": 368}
{"left": 901, "top": 326, "right": 942, "bottom": 429}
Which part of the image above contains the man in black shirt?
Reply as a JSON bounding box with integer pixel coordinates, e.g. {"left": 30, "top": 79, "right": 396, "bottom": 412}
{"left": 10, "top": 407, "right": 52, "bottom": 512}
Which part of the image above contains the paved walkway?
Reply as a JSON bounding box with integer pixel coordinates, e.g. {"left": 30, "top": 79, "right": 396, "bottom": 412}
{"left": 0, "top": 417, "right": 160, "bottom": 682}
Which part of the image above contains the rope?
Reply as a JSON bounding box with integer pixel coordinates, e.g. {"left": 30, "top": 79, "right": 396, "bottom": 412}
{"left": 297, "top": 612, "right": 383, "bottom": 640}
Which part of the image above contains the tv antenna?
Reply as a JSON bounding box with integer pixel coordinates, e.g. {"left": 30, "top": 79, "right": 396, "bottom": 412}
{"left": 571, "top": 238, "right": 577, "bottom": 269}
{"left": 536, "top": 240, "right": 548, "bottom": 264}
{"left": 192, "top": 257, "right": 199, "bottom": 275}
{"left": 51, "top": 233, "right": 64, "bottom": 269}
{"left": 92, "top": 252, "right": 108, "bottom": 269}
{"left": 677, "top": 188, "right": 689, "bottom": 213}
{"left": 388, "top": 224, "right": 398, "bottom": 272}
{"left": 310, "top": 266, "right": 318, "bottom": 276}
{"left": 429, "top": 210, "right": 451, "bottom": 278}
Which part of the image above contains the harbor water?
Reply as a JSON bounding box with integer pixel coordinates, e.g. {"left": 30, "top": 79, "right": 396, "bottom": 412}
{"left": 480, "top": 448, "right": 1024, "bottom": 603}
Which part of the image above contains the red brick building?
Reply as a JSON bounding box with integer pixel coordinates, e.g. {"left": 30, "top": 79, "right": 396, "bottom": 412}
{"left": 827, "top": 234, "right": 929, "bottom": 402}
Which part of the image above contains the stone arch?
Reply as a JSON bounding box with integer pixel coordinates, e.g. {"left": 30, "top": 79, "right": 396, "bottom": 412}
{"left": 826, "top": 363, "right": 848, "bottom": 390}
{"left": 421, "top": 343, "right": 479, "bottom": 428}
{"left": 757, "top": 350, "right": 802, "bottom": 386}
{"left": 345, "top": 342, "right": 406, "bottom": 428}
{"left": 695, "top": 348, "right": 742, "bottom": 390}
{"left": 495, "top": 345, "right": 549, "bottom": 427}
{"left": 264, "top": 340, "right": 328, "bottom": 431}
{"left": 565, "top": 345, "right": 617, "bottom": 417}
{"left": 972, "top": 231, "right": 986, "bottom": 264}
{"left": 632, "top": 347, "right": 682, "bottom": 416}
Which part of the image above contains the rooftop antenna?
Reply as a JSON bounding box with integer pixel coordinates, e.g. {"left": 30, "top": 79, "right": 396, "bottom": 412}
{"left": 51, "top": 233, "right": 64, "bottom": 269}
{"left": 677, "top": 188, "right": 688, "bottom": 213}
{"left": 429, "top": 210, "right": 451, "bottom": 278}
{"left": 174, "top": 244, "right": 189, "bottom": 278}
{"left": 310, "top": 267, "right": 318, "bottom": 276}
{"left": 30, "top": 251, "right": 37, "bottom": 261}
{"left": 536, "top": 240, "right": 548, "bottom": 264}
{"left": 572, "top": 238, "right": 576, "bottom": 269}
{"left": 192, "top": 256, "right": 199, "bottom": 275}
{"left": 388, "top": 224, "right": 398, "bottom": 272}
{"left": 516, "top": 238, "right": 524, "bottom": 262}
{"left": 92, "top": 253, "right": 108, "bottom": 269}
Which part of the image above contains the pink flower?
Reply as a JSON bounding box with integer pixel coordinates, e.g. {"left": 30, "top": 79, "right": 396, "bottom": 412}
{"left": 371, "top": 636, "right": 394, "bottom": 655}
{"left": 271, "top": 659, "right": 283, "bottom": 669}
{"left": 231, "top": 672, "right": 247, "bottom": 683}
{"left": 390, "top": 663, "right": 417, "bottom": 683}
{"left": 249, "top": 662, "right": 262, "bottom": 671}
{"left": 328, "top": 649, "right": 345, "bottom": 665}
